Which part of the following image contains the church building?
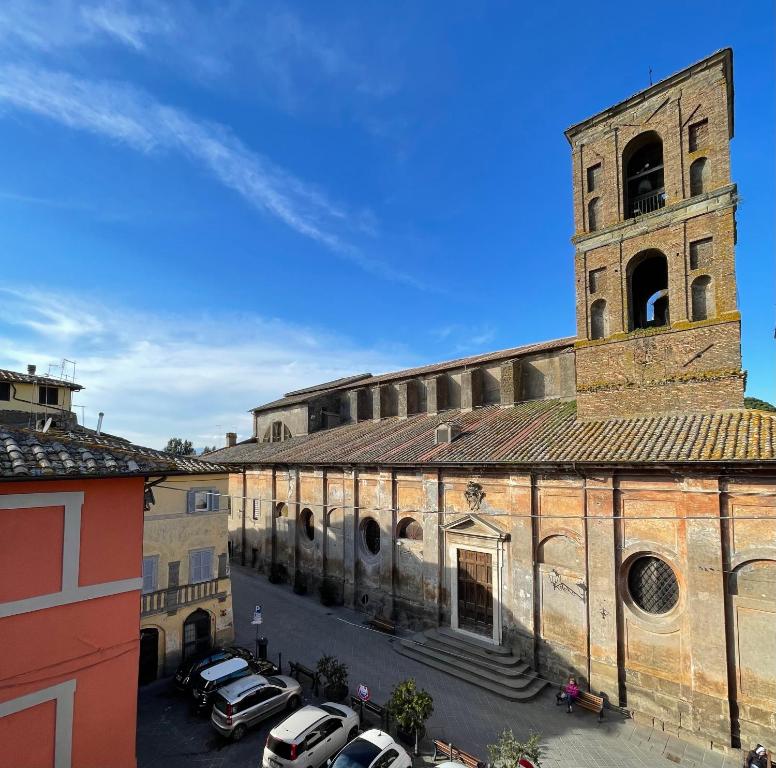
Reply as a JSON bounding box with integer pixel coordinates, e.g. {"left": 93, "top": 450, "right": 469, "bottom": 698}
{"left": 208, "top": 49, "right": 776, "bottom": 752}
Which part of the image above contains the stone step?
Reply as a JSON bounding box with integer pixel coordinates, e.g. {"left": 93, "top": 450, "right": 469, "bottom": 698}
{"left": 417, "top": 636, "right": 528, "bottom": 676}
{"left": 401, "top": 638, "right": 531, "bottom": 685}
{"left": 426, "top": 627, "right": 514, "bottom": 659}
{"left": 394, "top": 642, "right": 548, "bottom": 702}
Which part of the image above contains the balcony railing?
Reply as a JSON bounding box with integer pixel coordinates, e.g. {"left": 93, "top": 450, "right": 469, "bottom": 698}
{"left": 629, "top": 189, "right": 666, "bottom": 217}
{"left": 141, "top": 577, "right": 226, "bottom": 616}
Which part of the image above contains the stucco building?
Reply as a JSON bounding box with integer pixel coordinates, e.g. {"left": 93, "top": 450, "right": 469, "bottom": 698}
{"left": 0, "top": 426, "right": 226, "bottom": 768}
{"left": 208, "top": 50, "right": 776, "bottom": 754}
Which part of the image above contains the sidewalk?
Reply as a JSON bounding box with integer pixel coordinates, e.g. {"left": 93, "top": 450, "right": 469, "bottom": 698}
{"left": 230, "top": 566, "right": 742, "bottom": 768}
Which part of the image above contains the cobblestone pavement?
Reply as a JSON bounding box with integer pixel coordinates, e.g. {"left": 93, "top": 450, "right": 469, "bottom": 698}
{"left": 137, "top": 566, "right": 743, "bottom": 768}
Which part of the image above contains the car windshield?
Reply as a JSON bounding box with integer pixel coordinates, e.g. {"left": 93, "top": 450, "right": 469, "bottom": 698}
{"left": 319, "top": 704, "right": 344, "bottom": 716}
{"left": 266, "top": 676, "right": 286, "bottom": 688}
{"left": 331, "top": 739, "right": 382, "bottom": 768}
{"left": 212, "top": 694, "right": 229, "bottom": 714}
{"left": 267, "top": 736, "right": 294, "bottom": 760}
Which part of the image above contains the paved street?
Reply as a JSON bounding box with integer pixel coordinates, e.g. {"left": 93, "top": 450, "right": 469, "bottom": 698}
{"left": 137, "top": 566, "right": 742, "bottom": 768}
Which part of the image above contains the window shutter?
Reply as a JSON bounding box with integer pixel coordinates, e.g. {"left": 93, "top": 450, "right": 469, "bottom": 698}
{"left": 203, "top": 550, "right": 213, "bottom": 580}
{"left": 186, "top": 490, "right": 195, "bottom": 514}
{"left": 218, "top": 553, "right": 227, "bottom": 578}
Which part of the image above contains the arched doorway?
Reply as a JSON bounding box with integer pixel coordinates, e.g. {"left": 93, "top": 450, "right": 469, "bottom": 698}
{"left": 139, "top": 628, "right": 159, "bottom": 685}
{"left": 182, "top": 608, "right": 212, "bottom": 660}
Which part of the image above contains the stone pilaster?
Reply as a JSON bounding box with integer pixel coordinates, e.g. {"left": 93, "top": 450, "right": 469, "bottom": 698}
{"left": 426, "top": 375, "right": 448, "bottom": 415}
{"left": 342, "top": 469, "right": 357, "bottom": 608}
{"left": 500, "top": 360, "right": 523, "bottom": 407}
{"left": 461, "top": 368, "right": 483, "bottom": 412}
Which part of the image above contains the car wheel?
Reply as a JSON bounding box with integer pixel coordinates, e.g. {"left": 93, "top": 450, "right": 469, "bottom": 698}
{"left": 287, "top": 695, "right": 300, "bottom": 711}
{"left": 348, "top": 726, "right": 358, "bottom": 741}
{"left": 232, "top": 724, "right": 247, "bottom": 742}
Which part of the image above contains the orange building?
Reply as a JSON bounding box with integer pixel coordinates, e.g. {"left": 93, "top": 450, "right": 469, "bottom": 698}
{"left": 0, "top": 426, "right": 225, "bottom": 768}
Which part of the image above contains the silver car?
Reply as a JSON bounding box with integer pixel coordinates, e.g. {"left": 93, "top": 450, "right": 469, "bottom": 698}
{"left": 210, "top": 674, "right": 302, "bottom": 741}
{"left": 263, "top": 703, "right": 360, "bottom": 768}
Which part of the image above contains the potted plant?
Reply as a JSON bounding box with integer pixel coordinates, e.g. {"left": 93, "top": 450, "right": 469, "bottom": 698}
{"left": 487, "top": 728, "right": 543, "bottom": 768}
{"left": 319, "top": 577, "right": 340, "bottom": 606}
{"left": 268, "top": 562, "right": 287, "bottom": 584}
{"left": 387, "top": 678, "right": 433, "bottom": 756}
{"left": 316, "top": 654, "right": 349, "bottom": 702}
{"left": 293, "top": 572, "right": 308, "bottom": 595}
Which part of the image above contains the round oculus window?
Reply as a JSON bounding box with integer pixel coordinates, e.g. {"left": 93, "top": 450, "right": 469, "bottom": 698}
{"left": 360, "top": 517, "right": 380, "bottom": 556}
{"left": 628, "top": 556, "right": 679, "bottom": 615}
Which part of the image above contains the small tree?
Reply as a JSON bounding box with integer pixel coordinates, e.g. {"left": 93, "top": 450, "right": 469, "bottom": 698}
{"left": 487, "top": 728, "right": 543, "bottom": 768}
{"left": 200, "top": 445, "right": 217, "bottom": 455}
{"left": 387, "top": 678, "right": 433, "bottom": 756}
{"left": 164, "top": 437, "right": 194, "bottom": 456}
{"left": 316, "top": 654, "right": 349, "bottom": 700}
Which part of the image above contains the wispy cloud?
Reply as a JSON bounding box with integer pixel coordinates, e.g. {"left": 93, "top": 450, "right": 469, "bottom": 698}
{"left": 0, "top": 64, "right": 423, "bottom": 286}
{"left": 0, "top": 286, "right": 410, "bottom": 450}
{"left": 0, "top": 0, "right": 170, "bottom": 54}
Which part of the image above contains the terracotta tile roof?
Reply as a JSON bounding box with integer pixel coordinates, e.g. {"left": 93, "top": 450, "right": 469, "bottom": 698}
{"left": 209, "top": 400, "right": 776, "bottom": 467}
{"left": 0, "top": 425, "right": 229, "bottom": 479}
{"left": 0, "top": 368, "right": 83, "bottom": 390}
{"left": 250, "top": 337, "right": 575, "bottom": 414}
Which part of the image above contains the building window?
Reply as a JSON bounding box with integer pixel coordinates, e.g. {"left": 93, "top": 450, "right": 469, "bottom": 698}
{"left": 38, "top": 385, "right": 59, "bottom": 405}
{"left": 590, "top": 299, "right": 609, "bottom": 340}
{"left": 0, "top": 382, "right": 9, "bottom": 401}
{"left": 189, "top": 548, "right": 214, "bottom": 584}
{"left": 629, "top": 250, "right": 669, "bottom": 330}
{"left": 588, "top": 267, "right": 606, "bottom": 295}
{"left": 688, "top": 119, "right": 708, "bottom": 152}
{"left": 689, "top": 157, "right": 709, "bottom": 196}
{"left": 187, "top": 488, "right": 219, "bottom": 513}
{"left": 691, "top": 275, "right": 715, "bottom": 321}
{"left": 262, "top": 421, "right": 292, "bottom": 443}
{"left": 360, "top": 517, "right": 381, "bottom": 557}
{"left": 689, "top": 237, "right": 712, "bottom": 270}
{"left": 142, "top": 556, "right": 158, "bottom": 594}
{"left": 623, "top": 131, "right": 665, "bottom": 217}
{"left": 397, "top": 517, "right": 423, "bottom": 541}
{"left": 275, "top": 503, "right": 288, "bottom": 518}
{"left": 300, "top": 508, "right": 314, "bottom": 541}
{"left": 587, "top": 197, "right": 602, "bottom": 232}
{"left": 628, "top": 556, "right": 679, "bottom": 615}
{"left": 586, "top": 163, "right": 601, "bottom": 193}
{"left": 252, "top": 499, "right": 261, "bottom": 520}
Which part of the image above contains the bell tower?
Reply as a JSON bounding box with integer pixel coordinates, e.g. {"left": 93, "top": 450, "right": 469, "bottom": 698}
{"left": 566, "top": 49, "right": 745, "bottom": 420}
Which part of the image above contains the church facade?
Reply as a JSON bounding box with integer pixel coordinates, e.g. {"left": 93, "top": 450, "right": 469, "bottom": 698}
{"left": 209, "top": 50, "right": 776, "bottom": 753}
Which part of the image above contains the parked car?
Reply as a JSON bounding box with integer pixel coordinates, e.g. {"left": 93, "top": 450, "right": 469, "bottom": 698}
{"left": 324, "top": 729, "right": 411, "bottom": 768}
{"left": 191, "top": 657, "right": 258, "bottom": 713}
{"left": 262, "top": 703, "right": 359, "bottom": 767}
{"left": 210, "top": 674, "right": 302, "bottom": 740}
{"left": 174, "top": 646, "right": 253, "bottom": 691}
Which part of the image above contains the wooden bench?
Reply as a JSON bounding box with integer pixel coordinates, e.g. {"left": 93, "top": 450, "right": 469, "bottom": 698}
{"left": 432, "top": 740, "right": 484, "bottom": 768}
{"left": 350, "top": 696, "right": 390, "bottom": 729}
{"left": 557, "top": 686, "right": 604, "bottom": 721}
{"left": 289, "top": 661, "right": 319, "bottom": 695}
{"left": 367, "top": 616, "right": 396, "bottom": 634}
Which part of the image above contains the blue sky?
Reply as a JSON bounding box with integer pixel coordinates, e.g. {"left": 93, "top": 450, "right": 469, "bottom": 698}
{"left": 0, "top": 1, "right": 773, "bottom": 449}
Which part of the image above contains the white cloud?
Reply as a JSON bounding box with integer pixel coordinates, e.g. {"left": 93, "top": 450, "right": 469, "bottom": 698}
{"left": 0, "top": 64, "right": 423, "bottom": 287}
{"left": 0, "top": 287, "right": 410, "bottom": 451}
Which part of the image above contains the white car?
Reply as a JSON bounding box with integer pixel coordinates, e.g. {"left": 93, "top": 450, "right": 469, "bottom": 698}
{"left": 327, "top": 729, "right": 411, "bottom": 768}
{"left": 263, "top": 703, "right": 360, "bottom": 768}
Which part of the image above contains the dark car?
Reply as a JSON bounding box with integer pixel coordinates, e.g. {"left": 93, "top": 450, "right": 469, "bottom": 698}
{"left": 173, "top": 646, "right": 253, "bottom": 692}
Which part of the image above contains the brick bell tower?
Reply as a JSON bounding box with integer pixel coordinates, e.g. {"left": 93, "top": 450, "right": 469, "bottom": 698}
{"left": 566, "top": 49, "right": 745, "bottom": 420}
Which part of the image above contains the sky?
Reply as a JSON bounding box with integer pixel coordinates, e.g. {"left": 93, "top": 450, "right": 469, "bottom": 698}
{"left": 0, "top": 1, "right": 773, "bottom": 450}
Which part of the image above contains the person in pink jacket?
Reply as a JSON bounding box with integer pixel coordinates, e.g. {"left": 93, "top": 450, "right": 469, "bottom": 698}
{"left": 556, "top": 676, "right": 580, "bottom": 713}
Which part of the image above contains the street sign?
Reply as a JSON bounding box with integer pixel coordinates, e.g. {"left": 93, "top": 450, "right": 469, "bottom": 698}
{"left": 252, "top": 605, "right": 263, "bottom": 625}
{"left": 357, "top": 684, "right": 370, "bottom": 702}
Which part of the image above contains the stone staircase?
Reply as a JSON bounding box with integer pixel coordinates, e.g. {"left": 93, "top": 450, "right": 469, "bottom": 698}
{"left": 393, "top": 627, "right": 548, "bottom": 701}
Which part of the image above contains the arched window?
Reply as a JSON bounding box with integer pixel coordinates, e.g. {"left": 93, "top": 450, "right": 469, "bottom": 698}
{"left": 689, "top": 157, "right": 710, "bottom": 197}
{"left": 262, "top": 421, "right": 292, "bottom": 443}
{"left": 397, "top": 517, "right": 423, "bottom": 541}
{"left": 623, "top": 132, "right": 665, "bottom": 217}
{"left": 360, "top": 517, "right": 380, "bottom": 557}
{"left": 275, "top": 503, "right": 288, "bottom": 519}
{"left": 590, "top": 299, "right": 608, "bottom": 340}
{"left": 299, "top": 508, "right": 314, "bottom": 541}
{"left": 629, "top": 250, "right": 669, "bottom": 330}
{"left": 691, "top": 275, "right": 714, "bottom": 321}
{"left": 587, "top": 197, "right": 602, "bottom": 232}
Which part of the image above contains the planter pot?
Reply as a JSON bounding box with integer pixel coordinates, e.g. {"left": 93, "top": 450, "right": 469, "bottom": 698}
{"left": 396, "top": 725, "right": 424, "bottom": 746}
{"left": 323, "top": 683, "right": 348, "bottom": 702}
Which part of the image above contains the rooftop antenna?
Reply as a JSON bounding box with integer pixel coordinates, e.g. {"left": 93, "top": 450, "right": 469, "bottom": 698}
{"left": 41, "top": 417, "right": 52, "bottom": 433}
{"left": 649, "top": 66, "right": 653, "bottom": 86}
{"left": 96, "top": 412, "right": 104, "bottom": 435}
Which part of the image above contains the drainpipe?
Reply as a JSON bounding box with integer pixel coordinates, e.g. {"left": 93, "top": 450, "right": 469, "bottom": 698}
{"left": 241, "top": 465, "right": 247, "bottom": 567}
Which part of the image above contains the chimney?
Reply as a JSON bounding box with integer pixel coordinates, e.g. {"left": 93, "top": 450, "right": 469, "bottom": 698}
{"left": 27, "top": 364, "right": 36, "bottom": 375}
{"left": 226, "top": 432, "right": 237, "bottom": 447}
{"left": 461, "top": 368, "right": 483, "bottom": 412}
